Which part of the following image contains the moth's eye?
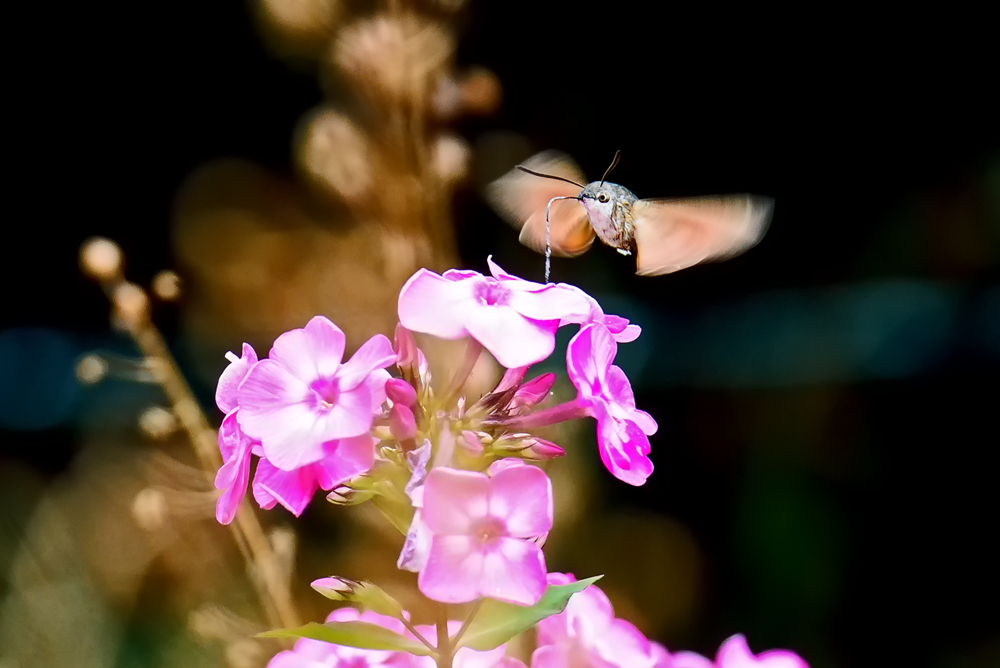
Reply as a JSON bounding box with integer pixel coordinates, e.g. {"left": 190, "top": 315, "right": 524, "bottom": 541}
{"left": 598, "top": 193, "right": 610, "bottom": 203}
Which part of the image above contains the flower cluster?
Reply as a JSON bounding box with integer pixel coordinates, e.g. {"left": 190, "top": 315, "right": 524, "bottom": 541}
{"left": 214, "top": 258, "right": 808, "bottom": 668}
{"left": 215, "top": 257, "right": 655, "bottom": 527}
{"left": 533, "top": 575, "right": 808, "bottom": 668}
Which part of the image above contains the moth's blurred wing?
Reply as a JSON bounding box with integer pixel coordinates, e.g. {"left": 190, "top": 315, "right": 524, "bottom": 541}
{"left": 487, "top": 151, "right": 595, "bottom": 257}
{"left": 631, "top": 195, "right": 772, "bottom": 275}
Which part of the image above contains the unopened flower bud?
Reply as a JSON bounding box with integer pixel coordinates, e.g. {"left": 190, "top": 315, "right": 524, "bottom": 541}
{"left": 458, "top": 430, "right": 484, "bottom": 455}
{"left": 311, "top": 576, "right": 358, "bottom": 600}
{"left": 80, "top": 237, "right": 122, "bottom": 281}
{"left": 385, "top": 377, "right": 417, "bottom": 406}
{"left": 389, "top": 403, "right": 417, "bottom": 441}
{"left": 520, "top": 437, "right": 565, "bottom": 461}
{"left": 511, "top": 372, "right": 556, "bottom": 410}
{"left": 327, "top": 485, "right": 376, "bottom": 505}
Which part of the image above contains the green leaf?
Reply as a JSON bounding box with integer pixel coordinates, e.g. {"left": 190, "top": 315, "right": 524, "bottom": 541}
{"left": 258, "top": 621, "right": 434, "bottom": 656}
{"left": 458, "top": 575, "right": 603, "bottom": 651}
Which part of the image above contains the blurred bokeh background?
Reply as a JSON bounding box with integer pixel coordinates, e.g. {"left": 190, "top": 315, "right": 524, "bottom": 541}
{"left": 2, "top": 2, "right": 997, "bottom": 667}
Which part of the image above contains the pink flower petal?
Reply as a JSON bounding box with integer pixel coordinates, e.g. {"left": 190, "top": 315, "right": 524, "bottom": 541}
{"left": 423, "top": 468, "right": 490, "bottom": 534}
{"left": 398, "top": 269, "right": 478, "bottom": 339}
{"left": 420, "top": 534, "right": 482, "bottom": 603}
{"left": 478, "top": 537, "right": 547, "bottom": 605}
{"left": 269, "top": 316, "right": 346, "bottom": 383}
{"left": 241, "top": 369, "right": 375, "bottom": 471}
{"left": 566, "top": 323, "right": 617, "bottom": 398}
{"left": 606, "top": 366, "right": 657, "bottom": 435}
{"left": 488, "top": 465, "right": 553, "bottom": 537}
{"left": 595, "top": 618, "right": 654, "bottom": 668}
{"left": 216, "top": 343, "right": 257, "bottom": 413}
{"left": 465, "top": 306, "right": 558, "bottom": 368}
{"left": 613, "top": 323, "right": 642, "bottom": 343}
{"left": 670, "top": 651, "right": 716, "bottom": 668}
{"left": 531, "top": 646, "right": 571, "bottom": 668}
{"left": 716, "top": 635, "right": 809, "bottom": 668}
{"left": 597, "top": 413, "right": 654, "bottom": 486}
{"left": 336, "top": 334, "right": 396, "bottom": 390}
{"left": 313, "top": 435, "right": 376, "bottom": 488}
{"left": 252, "top": 458, "right": 320, "bottom": 517}
{"left": 215, "top": 437, "right": 252, "bottom": 525}
{"left": 367, "top": 368, "right": 391, "bottom": 413}
{"left": 217, "top": 409, "right": 246, "bottom": 470}
{"left": 505, "top": 283, "right": 591, "bottom": 322}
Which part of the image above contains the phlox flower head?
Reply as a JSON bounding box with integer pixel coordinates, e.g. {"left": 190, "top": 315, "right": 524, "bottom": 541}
{"left": 267, "top": 607, "right": 412, "bottom": 668}
{"left": 397, "top": 257, "right": 591, "bottom": 368}
{"left": 237, "top": 315, "right": 394, "bottom": 471}
{"left": 418, "top": 464, "right": 553, "bottom": 605}
{"left": 567, "top": 323, "right": 657, "bottom": 486}
{"left": 533, "top": 573, "right": 657, "bottom": 668}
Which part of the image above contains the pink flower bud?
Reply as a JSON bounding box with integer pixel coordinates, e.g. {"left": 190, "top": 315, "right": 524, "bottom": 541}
{"left": 310, "top": 576, "right": 357, "bottom": 600}
{"left": 390, "top": 403, "right": 417, "bottom": 441}
{"left": 458, "top": 430, "right": 485, "bottom": 455}
{"left": 511, "top": 372, "right": 556, "bottom": 411}
{"left": 520, "top": 437, "right": 565, "bottom": 461}
{"left": 385, "top": 377, "right": 418, "bottom": 406}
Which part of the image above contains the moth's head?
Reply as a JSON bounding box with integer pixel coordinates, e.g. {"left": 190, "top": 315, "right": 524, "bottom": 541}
{"left": 580, "top": 181, "right": 626, "bottom": 219}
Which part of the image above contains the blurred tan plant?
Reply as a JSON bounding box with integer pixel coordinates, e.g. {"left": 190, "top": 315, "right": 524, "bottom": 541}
{"left": 175, "top": 0, "right": 502, "bottom": 376}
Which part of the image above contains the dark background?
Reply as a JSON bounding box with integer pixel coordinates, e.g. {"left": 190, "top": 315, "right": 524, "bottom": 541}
{"left": 3, "top": 2, "right": 998, "bottom": 667}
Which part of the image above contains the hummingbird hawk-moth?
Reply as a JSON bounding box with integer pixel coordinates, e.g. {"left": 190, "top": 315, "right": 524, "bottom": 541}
{"left": 487, "top": 150, "right": 773, "bottom": 280}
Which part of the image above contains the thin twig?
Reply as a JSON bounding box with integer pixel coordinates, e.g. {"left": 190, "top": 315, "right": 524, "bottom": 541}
{"left": 103, "top": 280, "right": 299, "bottom": 630}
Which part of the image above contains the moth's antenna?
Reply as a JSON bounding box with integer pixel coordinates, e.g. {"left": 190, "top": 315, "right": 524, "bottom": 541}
{"left": 599, "top": 150, "right": 621, "bottom": 186}
{"left": 517, "top": 166, "right": 586, "bottom": 189}
{"left": 543, "top": 196, "right": 580, "bottom": 283}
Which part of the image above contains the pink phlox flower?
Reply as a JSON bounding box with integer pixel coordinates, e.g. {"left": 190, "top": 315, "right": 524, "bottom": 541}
{"left": 713, "top": 635, "right": 809, "bottom": 668}
{"left": 533, "top": 573, "right": 657, "bottom": 668}
{"left": 566, "top": 323, "right": 657, "bottom": 486}
{"left": 237, "top": 316, "right": 394, "bottom": 471}
{"left": 267, "top": 608, "right": 412, "bottom": 668}
{"left": 397, "top": 257, "right": 591, "bottom": 368}
{"left": 559, "top": 288, "right": 642, "bottom": 344}
{"left": 214, "top": 343, "right": 260, "bottom": 525}
{"left": 418, "top": 465, "right": 553, "bottom": 605}
{"left": 408, "top": 620, "right": 509, "bottom": 668}
{"left": 252, "top": 434, "right": 377, "bottom": 517}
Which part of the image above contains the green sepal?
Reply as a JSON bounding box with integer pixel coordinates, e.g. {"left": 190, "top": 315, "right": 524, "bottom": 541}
{"left": 258, "top": 620, "right": 433, "bottom": 656}
{"left": 457, "top": 575, "right": 603, "bottom": 651}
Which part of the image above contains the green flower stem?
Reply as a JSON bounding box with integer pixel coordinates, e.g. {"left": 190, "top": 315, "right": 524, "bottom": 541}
{"left": 436, "top": 603, "right": 453, "bottom": 668}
